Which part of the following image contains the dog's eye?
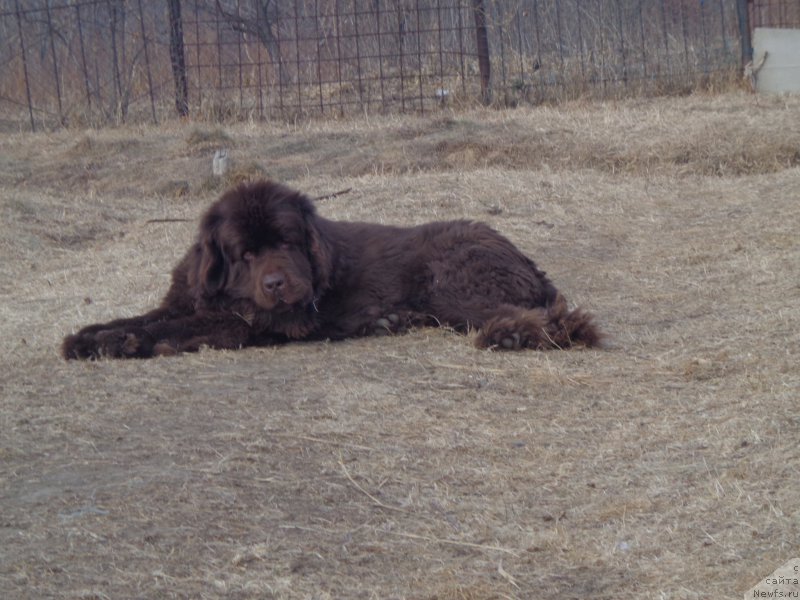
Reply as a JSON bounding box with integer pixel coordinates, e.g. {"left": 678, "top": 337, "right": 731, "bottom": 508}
{"left": 242, "top": 251, "right": 255, "bottom": 262}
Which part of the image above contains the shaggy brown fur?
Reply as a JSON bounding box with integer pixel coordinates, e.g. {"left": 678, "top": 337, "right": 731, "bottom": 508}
{"left": 62, "top": 180, "right": 601, "bottom": 359}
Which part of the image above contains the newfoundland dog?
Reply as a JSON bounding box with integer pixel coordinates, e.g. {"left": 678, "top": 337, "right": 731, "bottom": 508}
{"left": 62, "top": 180, "right": 601, "bottom": 359}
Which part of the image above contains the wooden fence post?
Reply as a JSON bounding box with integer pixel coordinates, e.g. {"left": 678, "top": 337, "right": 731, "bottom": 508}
{"left": 13, "top": 0, "right": 35, "bottom": 131}
{"left": 472, "top": 0, "right": 491, "bottom": 104}
{"left": 167, "top": 0, "right": 189, "bottom": 117}
{"left": 43, "top": 0, "right": 64, "bottom": 125}
{"left": 136, "top": 0, "right": 158, "bottom": 124}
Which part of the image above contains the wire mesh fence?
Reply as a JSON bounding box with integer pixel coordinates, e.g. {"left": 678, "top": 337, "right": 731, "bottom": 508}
{"left": 749, "top": 0, "right": 800, "bottom": 26}
{"left": 0, "top": 0, "right": 796, "bottom": 131}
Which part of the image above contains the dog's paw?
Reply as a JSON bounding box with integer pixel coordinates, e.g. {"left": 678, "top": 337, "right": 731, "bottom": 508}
{"left": 62, "top": 328, "right": 153, "bottom": 360}
{"left": 62, "top": 332, "right": 99, "bottom": 360}
{"left": 371, "top": 313, "right": 402, "bottom": 336}
{"left": 479, "top": 328, "right": 542, "bottom": 350}
{"left": 475, "top": 309, "right": 549, "bottom": 351}
{"left": 94, "top": 329, "right": 144, "bottom": 357}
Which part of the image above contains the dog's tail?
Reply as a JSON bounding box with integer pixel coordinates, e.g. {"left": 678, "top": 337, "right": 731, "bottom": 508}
{"left": 475, "top": 294, "right": 603, "bottom": 350}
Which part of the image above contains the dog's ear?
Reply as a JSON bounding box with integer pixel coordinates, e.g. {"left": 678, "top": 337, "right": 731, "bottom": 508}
{"left": 190, "top": 213, "right": 229, "bottom": 297}
{"left": 307, "top": 219, "right": 332, "bottom": 291}
{"left": 299, "top": 196, "right": 333, "bottom": 291}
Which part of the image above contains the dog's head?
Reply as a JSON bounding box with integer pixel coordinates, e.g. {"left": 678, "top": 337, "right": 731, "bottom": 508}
{"left": 189, "top": 180, "right": 333, "bottom": 314}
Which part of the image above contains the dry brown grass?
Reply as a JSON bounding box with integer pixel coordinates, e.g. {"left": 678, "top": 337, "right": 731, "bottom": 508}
{"left": 1, "top": 91, "right": 799, "bottom": 599}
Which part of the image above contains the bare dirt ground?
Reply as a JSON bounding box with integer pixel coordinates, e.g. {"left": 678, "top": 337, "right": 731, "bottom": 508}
{"left": 1, "top": 92, "right": 799, "bottom": 599}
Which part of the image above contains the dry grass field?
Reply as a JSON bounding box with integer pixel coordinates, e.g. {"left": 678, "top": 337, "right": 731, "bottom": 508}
{"left": 1, "top": 92, "right": 799, "bottom": 599}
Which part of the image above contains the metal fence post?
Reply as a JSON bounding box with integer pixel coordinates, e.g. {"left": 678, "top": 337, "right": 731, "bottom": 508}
{"left": 736, "top": 0, "right": 752, "bottom": 66}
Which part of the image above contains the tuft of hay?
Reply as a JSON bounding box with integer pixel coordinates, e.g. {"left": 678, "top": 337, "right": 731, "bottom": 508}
{"left": 186, "top": 127, "right": 234, "bottom": 153}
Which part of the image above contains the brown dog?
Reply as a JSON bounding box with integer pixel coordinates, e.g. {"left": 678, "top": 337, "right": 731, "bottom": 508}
{"left": 63, "top": 180, "right": 601, "bottom": 359}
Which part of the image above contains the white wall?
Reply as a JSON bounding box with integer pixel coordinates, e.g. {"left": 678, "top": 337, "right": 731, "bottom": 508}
{"left": 753, "top": 28, "right": 800, "bottom": 94}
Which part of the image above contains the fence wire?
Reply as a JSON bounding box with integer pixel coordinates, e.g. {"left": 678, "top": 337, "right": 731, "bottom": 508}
{"left": 0, "top": 0, "right": 797, "bottom": 130}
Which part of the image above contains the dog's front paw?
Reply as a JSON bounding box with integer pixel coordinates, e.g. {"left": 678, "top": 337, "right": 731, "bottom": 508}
{"left": 62, "top": 332, "right": 99, "bottom": 360}
{"left": 94, "top": 329, "right": 146, "bottom": 357}
{"left": 62, "top": 328, "right": 153, "bottom": 360}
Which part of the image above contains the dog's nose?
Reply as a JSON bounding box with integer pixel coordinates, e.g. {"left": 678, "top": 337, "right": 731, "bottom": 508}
{"left": 262, "top": 273, "right": 285, "bottom": 294}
